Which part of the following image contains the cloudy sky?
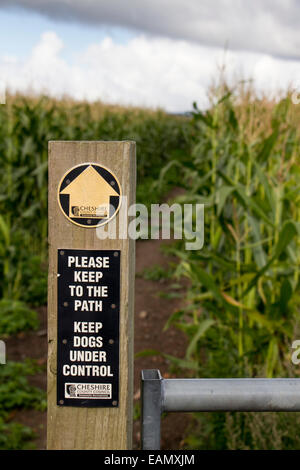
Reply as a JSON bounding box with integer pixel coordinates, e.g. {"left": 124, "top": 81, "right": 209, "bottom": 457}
{"left": 0, "top": 0, "right": 300, "bottom": 111}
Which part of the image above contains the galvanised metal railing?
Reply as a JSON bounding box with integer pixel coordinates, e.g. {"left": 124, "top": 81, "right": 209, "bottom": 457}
{"left": 141, "top": 369, "right": 300, "bottom": 450}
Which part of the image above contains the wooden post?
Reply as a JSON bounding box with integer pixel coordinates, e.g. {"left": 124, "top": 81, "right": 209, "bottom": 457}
{"left": 47, "top": 141, "right": 136, "bottom": 450}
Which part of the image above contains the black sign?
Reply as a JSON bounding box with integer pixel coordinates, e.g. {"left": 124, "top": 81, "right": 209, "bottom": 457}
{"left": 57, "top": 249, "right": 120, "bottom": 407}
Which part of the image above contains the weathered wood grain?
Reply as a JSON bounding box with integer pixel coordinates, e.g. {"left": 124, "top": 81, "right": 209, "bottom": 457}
{"left": 47, "top": 141, "right": 136, "bottom": 449}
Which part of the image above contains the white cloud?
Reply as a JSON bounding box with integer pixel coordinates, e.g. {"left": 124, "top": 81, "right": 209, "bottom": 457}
{"left": 1, "top": 0, "right": 300, "bottom": 59}
{"left": 1, "top": 31, "right": 300, "bottom": 112}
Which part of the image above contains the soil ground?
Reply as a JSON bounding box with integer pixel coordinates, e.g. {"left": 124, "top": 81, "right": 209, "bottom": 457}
{"left": 5, "top": 238, "right": 192, "bottom": 450}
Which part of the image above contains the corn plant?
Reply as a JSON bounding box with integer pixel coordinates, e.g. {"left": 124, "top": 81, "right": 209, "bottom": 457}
{"left": 0, "top": 95, "right": 192, "bottom": 306}
{"left": 164, "top": 88, "right": 300, "bottom": 378}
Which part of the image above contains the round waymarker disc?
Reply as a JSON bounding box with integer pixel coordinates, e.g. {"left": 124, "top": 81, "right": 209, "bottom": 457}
{"left": 57, "top": 163, "right": 122, "bottom": 228}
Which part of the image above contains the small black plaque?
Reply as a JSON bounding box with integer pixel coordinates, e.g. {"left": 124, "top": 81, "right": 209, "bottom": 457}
{"left": 57, "top": 249, "right": 120, "bottom": 407}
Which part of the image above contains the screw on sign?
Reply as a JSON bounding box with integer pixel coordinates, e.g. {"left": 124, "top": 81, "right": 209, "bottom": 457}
{"left": 47, "top": 141, "right": 135, "bottom": 450}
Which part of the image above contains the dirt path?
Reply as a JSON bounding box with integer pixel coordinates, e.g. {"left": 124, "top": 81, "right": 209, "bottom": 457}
{"left": 133, "top": 239, "right": 191, "bottom": 449}
{"left": 6, "top": 238, "right": 191, "bottom": 450}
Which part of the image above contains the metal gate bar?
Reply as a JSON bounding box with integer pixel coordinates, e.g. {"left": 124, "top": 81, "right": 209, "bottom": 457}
{"left": 141, "top": 369, "right": 300, "bottom": 450}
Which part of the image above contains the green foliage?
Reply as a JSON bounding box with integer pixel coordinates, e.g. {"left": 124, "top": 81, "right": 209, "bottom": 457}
{"left": 0, "top": 95, "right": 192, "bottom": 449}
{"left": 0, "top": 218, "right": 47, "bottom": 305}
{"left": 133, "top": 402, "right": 141, "bottom": 421}
{"left": 20, "top": 256, "right": 47, "bottom": 306}
{"left": 159, "top": 86, "right": 300, "bottom": 448}
{"left": 185, "top": 410, "right": 300, "bottom": 450}
{"left": 0, "top": 360, "right": 46, "bottom": 413}
{"left": 140, "top": 264, "right": 172, "bottom": 281}
{"left": 2, "top": 90, "right": 300, "bottom": 449}
{"left": 0, "top": 360, "right": 46, "bottom": 449}
{"left": 0, "top": 418, "right": 36, "bottom": 450}
{"left": 0, "top": 299, "right": 39, "bottom": 336}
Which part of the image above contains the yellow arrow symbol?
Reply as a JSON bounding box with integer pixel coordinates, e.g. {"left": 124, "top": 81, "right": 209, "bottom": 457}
{"left": 60, "top": 165, "right": 119, "bottom": 218}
